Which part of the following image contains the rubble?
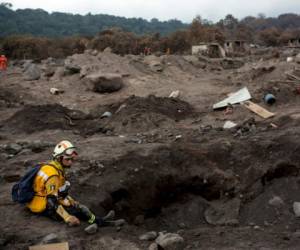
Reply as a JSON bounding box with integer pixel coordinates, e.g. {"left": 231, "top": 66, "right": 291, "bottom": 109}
{"left": 1, "top": 48, "right": 300, "bottom": 250}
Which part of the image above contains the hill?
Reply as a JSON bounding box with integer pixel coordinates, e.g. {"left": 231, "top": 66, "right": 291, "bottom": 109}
{"left": 0, "top": 4, "right": 187, "bottom": 37}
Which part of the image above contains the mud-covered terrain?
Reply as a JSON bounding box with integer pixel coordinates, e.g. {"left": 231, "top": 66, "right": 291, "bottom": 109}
{"left": 1, "top": 49, "right": 300, "bottom": 249}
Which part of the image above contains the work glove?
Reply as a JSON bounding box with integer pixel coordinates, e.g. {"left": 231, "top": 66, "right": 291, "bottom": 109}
{"left": 66, "top": 215, "right": 80, "bottom": 226}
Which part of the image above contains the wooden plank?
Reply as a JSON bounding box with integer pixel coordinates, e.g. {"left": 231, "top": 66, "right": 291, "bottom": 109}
{"left": 29, "top": 242, "right": 69, "bottom": 250}
{"left": 243, "top": 101, "right": 275, "bottom": 119}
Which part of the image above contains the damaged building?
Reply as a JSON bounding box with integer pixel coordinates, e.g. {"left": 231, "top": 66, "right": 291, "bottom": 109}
{"left": 224, "top": 40, "right": 249, "bottom": 56}
{"left": 192, "top": 43, "right": 226, "bottom": 58}
{"left": 288, "top": 38, "right": 300, "bottom": 47}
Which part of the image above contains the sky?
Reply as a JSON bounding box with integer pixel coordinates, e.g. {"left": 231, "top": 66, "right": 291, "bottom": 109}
{"left": 6, "top": 0, "right": 300, "bottom": 23}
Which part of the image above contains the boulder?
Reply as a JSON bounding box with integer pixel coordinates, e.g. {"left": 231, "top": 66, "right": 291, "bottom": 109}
{"left": 87, "top": 73, "right": 124, "bottom": 93}
{"left": 24, "top": 64, "right": 41, "bottom": 81}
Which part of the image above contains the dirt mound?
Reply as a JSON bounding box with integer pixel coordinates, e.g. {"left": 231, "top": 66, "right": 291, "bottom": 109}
{"left": 0, "top": 87, "right": 21, "bottom": 108}
{"left": 104, "top": 95, "right": 193, "bottom": 134}
{"left": 2, "top": 104, "right": 95, "bottom": 134}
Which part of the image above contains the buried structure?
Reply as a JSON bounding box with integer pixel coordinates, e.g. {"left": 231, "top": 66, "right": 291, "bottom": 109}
{"left": 1, "top": 49, "right": 300, "bottom": 249}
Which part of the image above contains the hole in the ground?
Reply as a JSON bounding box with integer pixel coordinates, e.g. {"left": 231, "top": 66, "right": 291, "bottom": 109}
{"left": 111, "top": 188, "right": 130, "bottom": 203}
{"left": 262, "top": 162, "right": 299, "bottom": 185}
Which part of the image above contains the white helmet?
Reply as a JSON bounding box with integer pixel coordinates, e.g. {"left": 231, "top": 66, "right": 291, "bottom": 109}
{"left": 53, "top": 140, "right": 77, "bottom": 159}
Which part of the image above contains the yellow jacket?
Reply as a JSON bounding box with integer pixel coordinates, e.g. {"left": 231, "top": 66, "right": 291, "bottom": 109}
{"left": 27, "top": 161, "right": 73, "bottom": 222}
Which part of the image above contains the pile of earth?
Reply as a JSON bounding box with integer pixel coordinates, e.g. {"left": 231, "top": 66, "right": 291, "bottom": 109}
{"left": 0, "top": 104, "right": 103, "bottom": 135}
{"left": 100, "top": 95, "right": 193, "bottom": 134}
{"left": 0, "top": 87, "right": 21, "bottom": 108}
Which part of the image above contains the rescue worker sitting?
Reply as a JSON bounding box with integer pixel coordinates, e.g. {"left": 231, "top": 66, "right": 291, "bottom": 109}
{"left": 27, "top": 140, "right": 124, "bottom": 232}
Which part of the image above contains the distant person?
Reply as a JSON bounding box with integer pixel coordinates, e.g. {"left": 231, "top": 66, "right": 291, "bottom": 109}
{"left": 13, "top": 140, "right": 124, "bottom": 234}
{"left": 144, "top": 47, "right": 151, "bottom": 56}
{"left": 166, "top": 48, "right": 171, "bottom": 55}
{"left": 0, "top": 55, "right": 8, "bottom": 71}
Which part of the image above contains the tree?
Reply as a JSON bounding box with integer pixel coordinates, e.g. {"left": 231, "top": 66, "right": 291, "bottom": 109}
{"left": 223, "top": 14, "right": 238, "bottom": 30}
{"left": 189, "top": 15, "right": 204, "bottom": 44}
{"left": 258, "top": 27, "right": 281, "bottom": 46}
{"left": 0, "top": 2, "right": 12, "bottom": 8}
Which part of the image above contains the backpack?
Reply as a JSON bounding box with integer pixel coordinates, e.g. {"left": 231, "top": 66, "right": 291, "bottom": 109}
{"left": 11, "top": 164, "right": 43, "bottom": 204}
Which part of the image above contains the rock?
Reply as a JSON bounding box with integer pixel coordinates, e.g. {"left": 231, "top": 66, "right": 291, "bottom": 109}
{"left": 85, "top": 223, "right": 98, "bottom": 234}
{"left": 155, "top": 232, "right": 185, "bottom": 250}
{"left": 139, "top": 231, "right": 158, "bottom": 241}
{"left": 293, "top": 202, "right": 300, "bottom": 217}
{"left": 87, "top": 73, "right": 124, "bottom": 93}
{"left": 223, "top": 121, "right": 237, "bottom": 129}
{"left": 4, "top": 143, "right": 22, "bottom": 155}
{"left": 91, "top": 50, "right": 99, "bottom": 56}
{"left": 111, "top": 219, "right": 126, "bottom": 227}
{"left": 101, "top": 111, "right": 112, "bottom": 118}
{"left": 268, "top": 196, "right": 284, "bottom": 207}
{"left": 169, "top": 90, "right": 180, "bottom": 98}
{"left": 41, "top": 233, "right": 59, "bottom": 244}
{"left": 24, "top": 64, "right": 41, "bottom": 81}
{"left": 50, "top": 88, "right": 64, "bottom": 95}
{"left": 103, "top": 47, "right": 112, "bottom": 53}
{"left": 148, "top": 243, "right": 159, "bottom": 250}
{"left": 65, "top": 64, "right": 81, "bottom": 74}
